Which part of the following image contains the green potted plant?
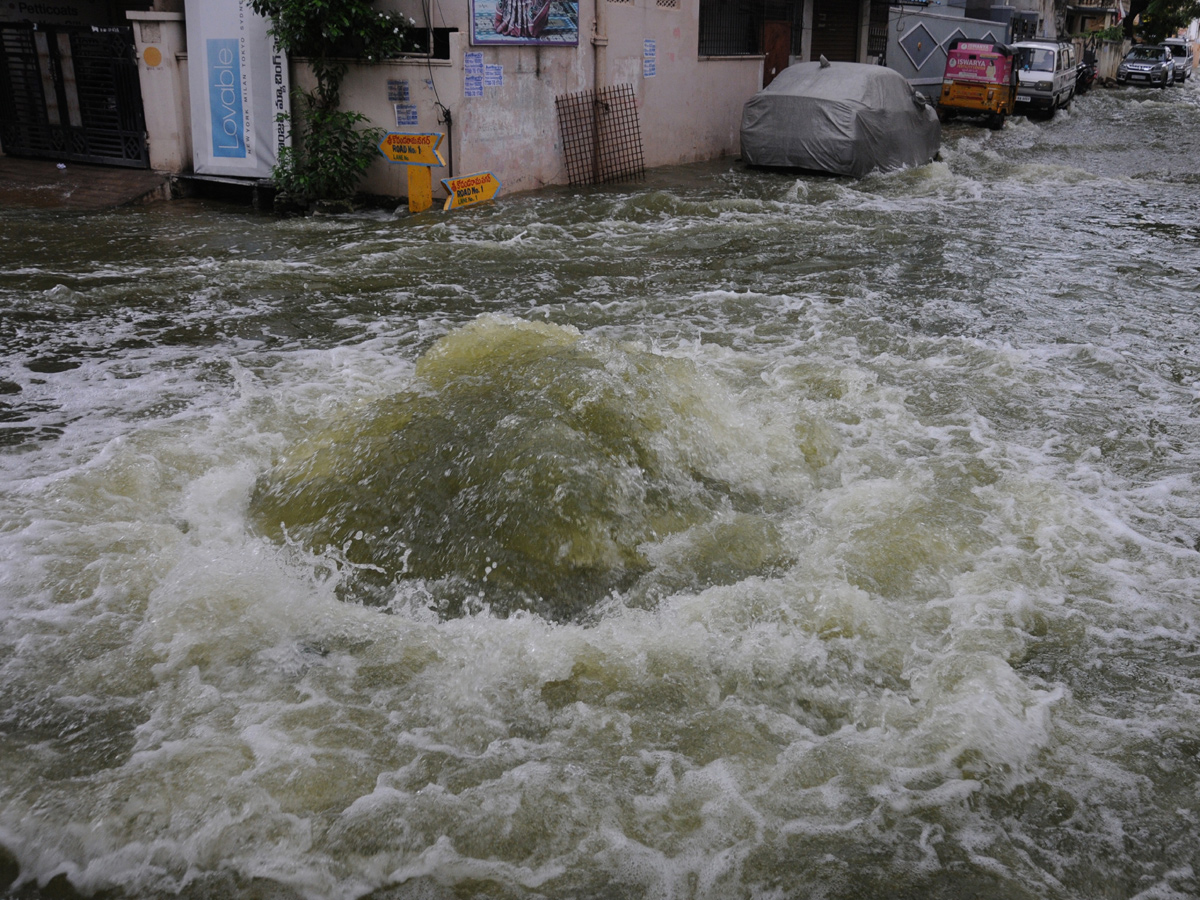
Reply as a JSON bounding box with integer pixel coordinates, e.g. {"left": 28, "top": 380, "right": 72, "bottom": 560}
{"left": 249, "top": 0, "right": 417, "bottom": 212}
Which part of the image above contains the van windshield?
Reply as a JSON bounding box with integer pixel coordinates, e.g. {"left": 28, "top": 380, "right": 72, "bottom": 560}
{"left": 1019, "top": 48, "right": 1056, "bottom": 72}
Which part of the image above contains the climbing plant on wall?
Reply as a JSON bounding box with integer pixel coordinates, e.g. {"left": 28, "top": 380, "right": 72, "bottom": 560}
{"left": 248, "top": 0, "right": 418, "bottom": 207}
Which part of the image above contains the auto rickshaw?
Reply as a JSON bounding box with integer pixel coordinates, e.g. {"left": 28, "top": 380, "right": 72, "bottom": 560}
{"left": 937, "top": 39, "right": 1019, "bottom": 130}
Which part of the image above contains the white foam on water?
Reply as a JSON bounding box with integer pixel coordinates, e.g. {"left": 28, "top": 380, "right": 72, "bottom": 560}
{"left": 3, "top": 89, "right": 1200, "bottom": 899}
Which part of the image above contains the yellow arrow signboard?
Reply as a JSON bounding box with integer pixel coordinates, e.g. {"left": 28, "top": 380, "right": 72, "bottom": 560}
{"left": 378, "top": 132, "right": 446, "bottom": 167}
{"left": 441, "top": 171, "right": 502, "bottom": 210}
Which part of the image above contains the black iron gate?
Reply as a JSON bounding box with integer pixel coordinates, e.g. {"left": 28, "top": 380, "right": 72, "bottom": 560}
{"left": 810, "top": 0, "right": 859, "bottom": 62}
{"left": 0, "top": 23, "right": 148, "bottom": 168}
{"left": 555, "top": 84, "right": 646, "bottom": 187}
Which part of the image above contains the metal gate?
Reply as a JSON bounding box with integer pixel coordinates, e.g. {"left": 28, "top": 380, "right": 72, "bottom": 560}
{"left": 887, "top": 8, "right": 1011, "bottom": 101}
{"left": 811, "top": 0, "right": 860, "bottom": 62}
{"left": 0, "top": 23, "right": 148, "bottom": 168}
{"left": 555, "top": 84, "right": 645, "bottom": 186}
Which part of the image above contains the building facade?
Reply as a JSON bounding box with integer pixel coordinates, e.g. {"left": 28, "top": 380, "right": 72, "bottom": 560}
{"left": 323, "top": 0, "right": 882, "bottom": 199}
{"left": 1, "top": 0, "right": 907, "bottom": 200}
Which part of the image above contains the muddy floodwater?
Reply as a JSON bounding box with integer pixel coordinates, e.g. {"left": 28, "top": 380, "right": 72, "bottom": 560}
{"left": 2, "top": 84, "right": 1200, "bottom": 900}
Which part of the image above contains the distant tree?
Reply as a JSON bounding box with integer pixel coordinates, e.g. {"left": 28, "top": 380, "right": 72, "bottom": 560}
{"left": 1121, "top": 0, "right": 1200, "bottom": 44}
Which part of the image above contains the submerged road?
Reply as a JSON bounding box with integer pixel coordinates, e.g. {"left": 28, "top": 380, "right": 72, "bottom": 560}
{"left": 1, "top": 82, "right": 1200, "bottom": 900}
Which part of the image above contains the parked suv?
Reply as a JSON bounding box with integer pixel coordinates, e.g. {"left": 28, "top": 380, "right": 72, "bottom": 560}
{"left": 1116, "top": 44, "right": 1176, "bottom": 87}
{"left": 1162, "top": 38, "right": 1193, "bottom": 81}
{"left": 1013, "top": 40, "right": 1076, "bottom": 118}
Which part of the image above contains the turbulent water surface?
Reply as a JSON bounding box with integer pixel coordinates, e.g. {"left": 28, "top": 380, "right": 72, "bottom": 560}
{"left": 2, "top": 84, "right": 1200, "bottom": 900}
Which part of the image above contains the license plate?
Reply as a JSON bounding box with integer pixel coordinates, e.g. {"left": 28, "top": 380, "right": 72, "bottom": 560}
{"left": 1131, "top": 74, "right": 1147, "bottom": 80}
{"left": 1017, "top": 94, "right": 1030, "bottom": 102}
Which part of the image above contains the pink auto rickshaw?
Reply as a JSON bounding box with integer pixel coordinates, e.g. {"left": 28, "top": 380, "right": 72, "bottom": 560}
{"left": 937, "top": 39, "right": 1019, "bottom": 130}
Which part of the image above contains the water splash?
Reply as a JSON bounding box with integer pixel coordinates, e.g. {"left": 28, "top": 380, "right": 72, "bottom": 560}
{"left": 251, "top": 315, "right": 804, "bottom": 620}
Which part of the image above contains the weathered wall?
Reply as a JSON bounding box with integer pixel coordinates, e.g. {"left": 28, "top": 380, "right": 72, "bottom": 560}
{"left": 1083, "top": 37, "right": 1130, "bottom": 82}
{"left": 303, "top": 0, "right": 761, "bottom": 200}
{"left": 608, "top": 1, "right": 761, "bottom": 168}
{"left": 128, "top": 10, "right": 191, "bottom": 173}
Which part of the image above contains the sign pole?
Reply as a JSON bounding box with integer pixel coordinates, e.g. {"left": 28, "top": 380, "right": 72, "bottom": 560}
{"left": 377, "top": 132, "right": 446, "bottom": 213}
{"left": 378, "top": 134, "right": 502, "bottom": 213}
{"left": 407, "top": 167, "right": 433, "bottom": 214}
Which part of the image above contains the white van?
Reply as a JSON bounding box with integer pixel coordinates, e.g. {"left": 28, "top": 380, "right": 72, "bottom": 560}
{"left": 1162, "top": 38, "right": 1193, "bottom": 81}
{"left": 1013, "top": 40, "right": 1076, "bottom": 118}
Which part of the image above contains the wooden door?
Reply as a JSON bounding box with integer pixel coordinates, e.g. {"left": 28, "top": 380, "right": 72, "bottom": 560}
{"left": 761, "top": 20, "right": 792, "bottom": 87}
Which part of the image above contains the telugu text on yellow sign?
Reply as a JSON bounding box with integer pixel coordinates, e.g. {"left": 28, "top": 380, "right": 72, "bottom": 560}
{"left": 378, "top": 132, "right": 446, "bottom": 167}
{"left": 441, "top": 171, "right": 502, "bottom": 210}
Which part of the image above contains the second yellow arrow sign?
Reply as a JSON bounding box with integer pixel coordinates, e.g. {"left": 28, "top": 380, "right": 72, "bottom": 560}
{"left": 441, "top": 172, "right": 502, "bottom": 210}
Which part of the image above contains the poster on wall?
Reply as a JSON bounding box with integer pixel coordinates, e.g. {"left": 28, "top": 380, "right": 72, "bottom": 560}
{"left": 185, "top": 0, "right": 289, "bottom": 178}
{"left": 471, "top": 0, "right": 578, "bottom": 46}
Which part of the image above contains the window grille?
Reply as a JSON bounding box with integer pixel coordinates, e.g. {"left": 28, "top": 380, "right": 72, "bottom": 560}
{"left": 698, "top": 0, "right": 795, "bottom": 57}
{"left": 699, "top": 0, "right": 756, "bottom": 55}
{"left": 867, "top": 0, "right": 889, "bottom": 59}
{"left": 657, "top": 0, "right": 681, "bottom": 8}
{"left": 555, "top": 83, "right": 645, "bottom": 186}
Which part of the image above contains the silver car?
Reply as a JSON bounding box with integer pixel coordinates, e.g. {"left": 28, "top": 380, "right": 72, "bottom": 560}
{"left": 1116, "top": 45, "right": 1176, "bottom": 88}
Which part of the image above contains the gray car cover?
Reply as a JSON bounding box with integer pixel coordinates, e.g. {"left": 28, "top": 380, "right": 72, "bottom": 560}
{"left": 740, "top": 62, "right": 941, "bottom": 177}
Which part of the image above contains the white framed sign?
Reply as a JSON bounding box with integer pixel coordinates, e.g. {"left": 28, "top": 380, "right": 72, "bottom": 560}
{"left": 185, "top": 0, "right": 289, "bottom": 178}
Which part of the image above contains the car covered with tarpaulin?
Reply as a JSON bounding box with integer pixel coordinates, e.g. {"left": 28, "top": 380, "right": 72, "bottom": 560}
{"left": 739, "top": 61, "right": 941, "bottom": 177}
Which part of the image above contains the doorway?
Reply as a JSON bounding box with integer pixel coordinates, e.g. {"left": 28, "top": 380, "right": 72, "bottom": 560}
{"left": 0, "top": 23, "right": 148, "bottom": 167}
{"left": 761, "top": 20, "right": 792, "bottom": 87}
{"left": 810, "top": 0, "right": 860, "bottom": 61}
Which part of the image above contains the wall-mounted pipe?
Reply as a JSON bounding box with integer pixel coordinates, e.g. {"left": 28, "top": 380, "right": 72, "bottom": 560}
{"left": 592, "top": 0, "right": 608, "bottom": 89}
{"left": 592, "top": 0, "right": 608, "bottom": 183}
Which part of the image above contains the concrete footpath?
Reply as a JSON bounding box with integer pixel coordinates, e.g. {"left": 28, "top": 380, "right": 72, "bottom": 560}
{"left": 0, "top": 156, "right": 170, "bottom": 212}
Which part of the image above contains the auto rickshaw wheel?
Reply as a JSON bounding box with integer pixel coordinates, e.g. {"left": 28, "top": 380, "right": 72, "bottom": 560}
{"left": 987, "top": 112, "right": 1006, "bottom": 130}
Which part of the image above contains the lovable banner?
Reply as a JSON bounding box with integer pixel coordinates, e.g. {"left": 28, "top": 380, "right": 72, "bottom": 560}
{"left": 185, "top": 0, "right": 289, "bottom": 178}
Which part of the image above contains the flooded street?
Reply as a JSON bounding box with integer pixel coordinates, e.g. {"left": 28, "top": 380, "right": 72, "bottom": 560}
{"left": 2, "top": 82, "right": 1200, "bottom": 900}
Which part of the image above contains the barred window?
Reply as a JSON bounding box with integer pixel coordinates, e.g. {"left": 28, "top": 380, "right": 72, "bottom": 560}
{"left": 698, "top": 0, "right": 797, "bottom": 57}
{"left": 698, "top": 0, "right": 755, "bottom": 55}
{"left": 868, "top": 0, "right": 889, "bottom": 59}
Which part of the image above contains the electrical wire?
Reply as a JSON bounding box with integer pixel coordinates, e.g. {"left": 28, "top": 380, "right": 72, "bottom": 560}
{"left": 422, "top": 0, "right": 454, "bottom": 175}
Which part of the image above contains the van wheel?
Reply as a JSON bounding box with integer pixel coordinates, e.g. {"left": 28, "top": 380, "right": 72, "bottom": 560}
{"left": 987, "top": 112, "right": 1006, "bottom": 130}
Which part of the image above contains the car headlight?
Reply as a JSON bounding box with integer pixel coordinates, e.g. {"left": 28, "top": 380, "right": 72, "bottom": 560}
{"left": 1037, "top": 80, "right": 1052, "bottom": 91}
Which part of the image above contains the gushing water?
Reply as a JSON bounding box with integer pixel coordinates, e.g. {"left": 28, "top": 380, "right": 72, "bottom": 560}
{"left": 2, "top": 86, "right": 1200, "bottom": 900}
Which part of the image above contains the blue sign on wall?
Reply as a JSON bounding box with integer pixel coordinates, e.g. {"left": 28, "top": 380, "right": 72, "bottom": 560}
{"left": 207, "top": 38, "right": 245, "bottom": 158}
